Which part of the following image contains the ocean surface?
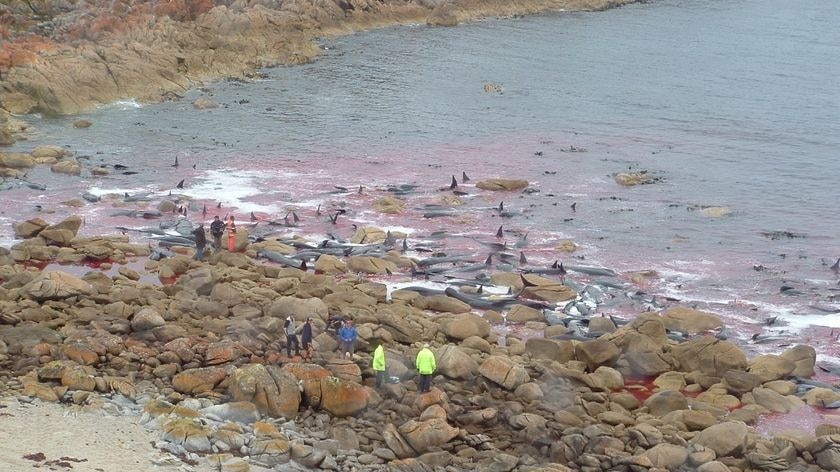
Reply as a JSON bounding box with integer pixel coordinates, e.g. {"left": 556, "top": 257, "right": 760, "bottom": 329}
{"left": 3, "top": 0, "right": 840, "bottom": 357}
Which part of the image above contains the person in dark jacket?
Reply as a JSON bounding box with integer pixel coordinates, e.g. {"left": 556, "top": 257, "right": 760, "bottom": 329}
{"left": 192, "top": 224, "right": 207, "bottom": 261}
{"left": 327, "top": 314, "right": 344, "bottom": 337}
{"left": 300, "top": 317, "right": 314, "bottom": 360}
{"left": 210, "top": 216, "right": 225, "bottom": 249}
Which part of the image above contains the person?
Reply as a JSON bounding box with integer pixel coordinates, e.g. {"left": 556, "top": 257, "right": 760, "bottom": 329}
{"left": 284, "top": 315, "right": 300, "bottom": 357}
{"left": 300, "top": 317, "right": 314, "bottom": 360}
{"left": 226, "top": 215, "right": 237, "bottom": 252}
{"left": 210, "top": 216, "right": 225, "bottom": 249}
{"left": 415, "top": 343, "right": 436, "bottom": 393}
{"left": 339, "top": 319, "right": 357, "bottom": 358}
{"left": 327, "top": 313, "right": 345, "bottom": 338}
{"left": 372, "top": 343, "right": 386, "bottom": 388}
{"left": 192, "top": 223, "right": 206, "bottom": 261}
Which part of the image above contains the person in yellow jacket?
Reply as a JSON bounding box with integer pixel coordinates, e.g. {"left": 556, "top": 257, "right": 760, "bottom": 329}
{"left": 415, "top": 343, "right": 436, "bottom": 393}
{"left": 372, "top": 344, "right": 386, "bottom": 388}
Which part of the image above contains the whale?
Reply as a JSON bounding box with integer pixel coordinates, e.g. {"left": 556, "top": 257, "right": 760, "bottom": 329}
{"left": 257, "top": 249, "right": 307, "bottom": 270}
{"left": 566, "top": 265, "right": 617, "bottom": 277}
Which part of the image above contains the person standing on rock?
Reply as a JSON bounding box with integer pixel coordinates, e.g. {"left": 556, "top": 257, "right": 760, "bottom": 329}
{"left": 192, "top": 223, "right": 207, "bottom": 261}
{"left": 210, "top": 215, "right": 225, "bottom": 249}
{"left": 415, "top": 343, "right": 436, "bottom": 393}
{"left": 284, "top": 315, "right": 300, "bottom": 358}
{"left": 301, "top": 317, "right": 314, "bottom": 360}
{"left": 328, "top": 313, "right": 344, "bottom": 337}
{"left": 339, "top": 319, "right": 357, "bottom": 358}
{"left": 226, "top": 215, "right": 237, "bottom": 252}
{"left": 373, "top": 343, "right": 386, "bottom": 388}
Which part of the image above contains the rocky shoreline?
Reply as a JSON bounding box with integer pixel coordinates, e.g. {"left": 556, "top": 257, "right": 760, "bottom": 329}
{"left": 0, "top": 0, "right": 637, "bottom": 145}
{"left": 2, "top": 143, "right": 840, "bottom": 471}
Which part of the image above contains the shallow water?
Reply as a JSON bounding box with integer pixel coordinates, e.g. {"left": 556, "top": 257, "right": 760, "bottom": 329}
{"left": 4, "top": 0, "right": 840, "bottom": 358}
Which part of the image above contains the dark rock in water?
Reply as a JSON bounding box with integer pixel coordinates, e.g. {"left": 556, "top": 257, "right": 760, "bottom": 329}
{"left": 82, "top": 192, "right": 100, "bottom": 202}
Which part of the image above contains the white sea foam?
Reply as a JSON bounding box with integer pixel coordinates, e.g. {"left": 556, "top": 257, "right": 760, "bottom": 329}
{"left": 780, "top": 313, "right": 840, "bottom": 329}
{"left": 100, "top": 99, "right": 143, "bottom": 110}
{"left": 87, "top": 186, "right": 158, "bottom": 197}
{"left": 0, "top": 217, "right": 14, "bottom": 248}
{"left": 180, "top": 169, "right": 290, "bottom": 214}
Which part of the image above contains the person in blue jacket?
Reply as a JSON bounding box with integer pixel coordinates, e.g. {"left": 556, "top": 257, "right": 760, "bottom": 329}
{"left": 339, "top": 319, "right": 357, "bottom": 358}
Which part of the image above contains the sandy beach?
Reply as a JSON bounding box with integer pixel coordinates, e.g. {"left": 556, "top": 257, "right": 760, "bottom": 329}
{"left": 0, "top": 399, "right": 213, "bottom": 472}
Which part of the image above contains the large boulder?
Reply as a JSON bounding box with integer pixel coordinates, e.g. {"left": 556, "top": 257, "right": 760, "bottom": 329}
{"left": 373, "top": 196, "right": 406, "bottom": 214}
{"left": 660, "top": 306, "right": 724, "bottom": 334}
{"left": 525, "top": 338, "right": 574, "bottom": 363}
{"left": 671, "top": 336, "right": 747, "bottom": 376}
{"left": 722, "top": 370, "right": 763, "bottom": 395}
{"left": 691, "top": 421, "right": 749, "bottom": 457}
{"left": 44, "top": 215, "right": 83, "bottom": 235}
{"left": 162, "top": 418, "right": 212, "bottom": 453}
{"left": 267, "top": 296, "right": 328, "bottom": 320}
{"left": 31, "top": 145, "right": 70, "bottom": 159}
{"left": 319, "top": 377, "right": 369, "bottom": 417}
{"left": 249, "top": 422, "right": 290, "bottom": 467}
{"left": 350, "top": 227, "right": 391, "bottom": 244}
{"left": 61, "top": 365, "right": 96, "bottom": 391}
{"left": 51, "top": 159, "right": 82, "bottom": 175}
{"left": 131, "top": 307, "right": 166, "bottom": 331}
{"left": 325, "top": 358, "right": 362, "bottom": 384}
{"left": 479, "top": 356, "right": 529, "bottom": 390}
{"left": 748, "top": 387, "right": 804, "bottom": 413}
{"left": 38, "top": 228, "right": 76, "bottom": 246}
{"left": 398, "top": 418, "right": 459, "bottom": 455}
{"left": 14, "top": 218, "right": 49, "bottom": 238}
{"left": 436, "top": 344, "right": 478, "bottom": 380}
{"left": 422, "top": 295, "right": 471, "bottom": 314}
{"left": 1, "top": 152, "right": 36, "bottom": 168}
{"left": 281, "top": 363, "right": 331, "bottom": 407}
{"left": 228, "top": 364, "right": 300, "bottom": 419}
{"left": 476, "top": 179, "right": 529, "bottom": 191}
{"left": 802, "top": 387, "right": 840, "bottom": 407}
{"left": 520, "top": 274, "right": 577, "bottom": 303}
{"left": 780, "top": 344, "right": 816, "bottom": 377}
{"left": 314, "top": 254, "right": 347, "bottom": 275}
{"left": 200, "top": 402, "right": 261, "bottom": 424}
{"left": 173, "top": 367, "right": 228, "bottom": 394}
{"left": 575, "top": 339, "right": 620, "bottom": 372}
{"left": 346, "top": 256, "right": 398, "bottom": 274}
{"left": 614, "top": 172, "right": 653, "bottom": 186}
{"left": 748, "top": 354, "right": 795, "bottom": 382}
{"left": 19, "top": 271, "right": 95, "bottom": 301}
{"left": 644, "top": 390, "right": 688, "bottom": 416}
{"left": 643, "top": 443, "right": 689, "bottom": 471}
{"left": 384, "top": 423, "right": 416, "bottom": 459}
{"left": 506, "top": 304, "right": 544, "bottom": 323}
{"left": 810, "top": 435, "right": 840, "bottom": 471}
{"left": 175, "top": 267, "right": 218, "bottom": 295}
{"left": 440, "top": 313, "right": 490, "bottom": 340}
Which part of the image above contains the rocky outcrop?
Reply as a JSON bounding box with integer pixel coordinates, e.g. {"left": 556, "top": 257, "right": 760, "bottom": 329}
{"left": 478, "top": 356, "right": 529, "bottom": 390}
{"left": 228, "top": 364, "right": 300, "bottom": 419}
{"left": 671, "top": 336, "right": 747, "bottom": 377}
{"left": 19, "top": 271, "right": 95, "bottom": 301}
{"left": 475, "top": 178, "right": 529, "bottom": 191}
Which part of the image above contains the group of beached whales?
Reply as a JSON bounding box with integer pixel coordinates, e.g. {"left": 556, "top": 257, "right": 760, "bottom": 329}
{"left": 91, "top": 183, "right": 840, "bottom": 402}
